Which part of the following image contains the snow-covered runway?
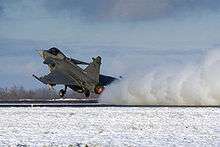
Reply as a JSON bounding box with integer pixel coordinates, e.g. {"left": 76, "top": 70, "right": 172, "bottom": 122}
{"left": 0, "top": 107, "right": 219, "bottom": 146}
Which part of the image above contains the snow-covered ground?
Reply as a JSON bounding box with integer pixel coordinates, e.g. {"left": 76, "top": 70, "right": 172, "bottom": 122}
{"left": 0, "top": 107, "right": 219, "bottom": 146}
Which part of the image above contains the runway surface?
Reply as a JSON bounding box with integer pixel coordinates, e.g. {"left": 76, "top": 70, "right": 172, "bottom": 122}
{"left": 0, "top": 100, "right": 219, "bottom": 107}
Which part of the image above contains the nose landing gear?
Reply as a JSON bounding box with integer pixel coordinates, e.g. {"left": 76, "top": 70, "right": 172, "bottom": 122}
{"left": 59, "top": 86, "right": 67, "bottom": 97}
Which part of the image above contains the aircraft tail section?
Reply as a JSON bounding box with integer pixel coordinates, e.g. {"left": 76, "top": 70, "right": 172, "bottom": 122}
{"left": 84, "top": 56, "right": 101, "bottom": 82}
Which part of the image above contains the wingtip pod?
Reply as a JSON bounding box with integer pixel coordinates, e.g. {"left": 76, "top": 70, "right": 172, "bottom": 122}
{"left": 32, "top": 74, "right": 45, "bottom": 84}
{"left": 32, "top": 74, "right": 38, "bottom": 80}
{"left": 33, "top": 74, "right": 41, "bottom": 82}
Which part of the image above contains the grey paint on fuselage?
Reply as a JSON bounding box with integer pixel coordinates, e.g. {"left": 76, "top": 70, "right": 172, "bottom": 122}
{"left": 54, "top": 57, "right": 96, "bottom": 90}
{"left": 33, "top": 47, "right": 117, "bottom": 97}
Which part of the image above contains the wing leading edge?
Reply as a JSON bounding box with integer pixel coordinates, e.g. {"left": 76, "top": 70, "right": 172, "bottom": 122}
{"left": 33, "top": 71, "right": 76, "bottom": 85}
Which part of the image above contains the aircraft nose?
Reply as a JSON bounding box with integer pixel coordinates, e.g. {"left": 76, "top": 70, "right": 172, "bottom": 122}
{"left": 37, "top": 50, "right": 44, "bottom": 58}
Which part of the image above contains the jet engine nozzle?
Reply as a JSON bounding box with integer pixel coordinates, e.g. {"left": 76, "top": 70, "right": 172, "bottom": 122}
{"left": 94, "top": 85, "right": 105, "bottom": 94}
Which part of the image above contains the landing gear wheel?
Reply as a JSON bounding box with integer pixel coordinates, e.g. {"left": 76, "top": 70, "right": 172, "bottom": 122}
{"left": 59, "top": 89, "right": 66, "bottom": 97}
{"left": 84, "top": 90, "right": 90, "bottom": 97}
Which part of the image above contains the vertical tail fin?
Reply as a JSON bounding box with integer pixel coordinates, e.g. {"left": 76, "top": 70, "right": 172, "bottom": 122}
{"left": 84, "top": 56, "right": 101, "bottom": 82}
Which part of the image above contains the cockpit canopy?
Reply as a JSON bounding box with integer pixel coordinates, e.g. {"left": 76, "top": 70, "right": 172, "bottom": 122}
{"left": 47, "top": 47, "right": 66, "bottom": 59}
{"left": 47, "top": 47, "right": 61, "bottom": 56}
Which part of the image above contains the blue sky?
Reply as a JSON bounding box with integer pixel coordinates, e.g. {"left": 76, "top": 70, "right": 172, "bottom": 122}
{"left": 0, "top": 0, "right": 220, "bottom": 88}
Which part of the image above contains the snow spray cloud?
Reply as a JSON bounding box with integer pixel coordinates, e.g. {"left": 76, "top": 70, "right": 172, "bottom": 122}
{"left": 100, "top": 49, "right": 220, "bottom": 105}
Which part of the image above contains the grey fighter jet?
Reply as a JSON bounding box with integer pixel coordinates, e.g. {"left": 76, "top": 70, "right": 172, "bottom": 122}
{"left": 33, "top": 47, "right": 117, "bottom": 97}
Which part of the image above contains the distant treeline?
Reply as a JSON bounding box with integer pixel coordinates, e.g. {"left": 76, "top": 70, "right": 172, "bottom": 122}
{"left": 0, "top": 86, "right": 97, "bottom": 101}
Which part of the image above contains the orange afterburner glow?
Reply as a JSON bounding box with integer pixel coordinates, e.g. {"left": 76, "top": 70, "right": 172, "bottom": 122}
{"left": 95, "top": 86, "right": 105, "bottom": 94}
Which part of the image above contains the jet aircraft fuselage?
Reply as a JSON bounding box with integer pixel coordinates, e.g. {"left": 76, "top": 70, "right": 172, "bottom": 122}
{"left": 33, "top": 47, "right": 116, "bottom": 97}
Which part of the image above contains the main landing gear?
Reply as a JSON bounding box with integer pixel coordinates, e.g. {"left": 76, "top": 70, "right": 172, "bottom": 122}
{"left": 84, "top": 89, "right": 90, "bottom": 97}
{"left": 59, "top": 86, "right": 67, "bottom": 97}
